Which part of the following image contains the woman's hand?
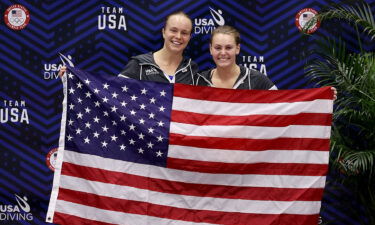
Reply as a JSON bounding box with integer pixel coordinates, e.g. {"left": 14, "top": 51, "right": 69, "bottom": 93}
{"left": 331, "top": 87, "right": 337, "bottom": 100}
{"left": 58, "top": 66, "right": 67, "bottom": 77}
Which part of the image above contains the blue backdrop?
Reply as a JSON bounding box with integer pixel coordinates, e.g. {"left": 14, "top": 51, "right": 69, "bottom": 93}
{"left": 1, "top": 0, "right": 374, "bottom": 224}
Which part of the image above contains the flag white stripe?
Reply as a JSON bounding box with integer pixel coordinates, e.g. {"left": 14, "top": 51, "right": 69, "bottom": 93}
{"left": 46, "top": 74, "right": 69, "bottom": 223}
{"left": 170, "top": 123, "right": 331, "bottom": 139}
{"left": 56, "top": 200, "right": 215, "bottom": 225}
{"left": 59, "top": 175, "right": 322, "bottom": 214}
{"left": 173, "top": 97, "right": 333, "bottom": 115}
{"left": 168, "top": 146, "right": 329, "bottom": 164}
{"left": 63, "top": 150, "right": 326, "bottom": 188}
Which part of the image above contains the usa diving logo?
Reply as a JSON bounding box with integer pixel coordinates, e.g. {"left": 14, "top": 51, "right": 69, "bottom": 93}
{"left": 145, "top": 67, "right": 159, "bottom": 76}
{"left": 0, "top": 195, "right": 33, "bottom": 222}
{"left": 43, "top": 54, "right": 74, "bottom": 79}
{"left": 194, "top": 7, "right": 225, "bottom": 34}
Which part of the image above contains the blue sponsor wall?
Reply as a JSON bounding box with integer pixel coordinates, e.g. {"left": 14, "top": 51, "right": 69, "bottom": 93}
{"left": 0, "top": 0, "right": 374, "bottom": 224}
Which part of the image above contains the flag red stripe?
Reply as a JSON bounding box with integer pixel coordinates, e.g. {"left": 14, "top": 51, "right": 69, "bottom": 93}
{"left": 54, "top": 212, "right": 115, "bottom": 225}
{"left": 171, "top": 110, "right": 332, "bottom": 126}
{"left": 169, "top": 133, "right": 330, "bottom": 151}
{"left": 62, "top": 162, "right": 324, "bottom": 201}
{"left": 167, "top": 158, "right": 328, "bottom": 176}
{"left": 174, "top": 84, "right": 333, "bottom": 103}
{"left": 58, "top": 188, "right": 320, "bottom": 225}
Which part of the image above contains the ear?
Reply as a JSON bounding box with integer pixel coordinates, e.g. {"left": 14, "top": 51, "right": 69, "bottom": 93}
{"left": 236, "top": 44, "right": 240, "bottom": 55}
{"left": 209, "top": 44, "right": 213, "bottom": 55}
{"left": 162, "top": 28, "right": 165, "bottom": 39}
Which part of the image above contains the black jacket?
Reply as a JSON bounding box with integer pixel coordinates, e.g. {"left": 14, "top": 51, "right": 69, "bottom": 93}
{"left": 196, "top": 65, "right": 277, "bottom": 90}
{"left": 119, "top": 52, "right": 198, "bottom": 85}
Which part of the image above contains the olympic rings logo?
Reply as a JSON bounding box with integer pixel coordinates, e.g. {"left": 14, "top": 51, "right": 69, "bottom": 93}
{"left": 10, "top": 17, "right": 25, "bottom": 25}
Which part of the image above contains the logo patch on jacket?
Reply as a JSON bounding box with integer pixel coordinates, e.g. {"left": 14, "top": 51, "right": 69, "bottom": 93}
{"left": 145, "top": 67, "right": 159, "bottom": 76}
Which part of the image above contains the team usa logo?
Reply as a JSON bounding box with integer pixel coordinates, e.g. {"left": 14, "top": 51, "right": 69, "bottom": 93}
{"left": 295, "top": 8, "right": 320, "bottom": 34}
{"left": 98, "top": 6, "right": 127, "bottom": 31}
{"left": 1, "top": 100, "right": 30, "bottom": 124}
{"left": 4, "top": 4, "right": 30, "bottom": 30}
{"left": 240, "top": 55, "right": 268, "bottom": 76}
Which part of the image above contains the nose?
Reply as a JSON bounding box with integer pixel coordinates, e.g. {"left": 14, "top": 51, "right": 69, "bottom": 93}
{"left": 176, "top": 32, "right": 182, "bottom": 39}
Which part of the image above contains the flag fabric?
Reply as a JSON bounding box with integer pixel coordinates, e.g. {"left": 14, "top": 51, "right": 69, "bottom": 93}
{"left": 46, "top": 66, "right": 333, "bottom": 225}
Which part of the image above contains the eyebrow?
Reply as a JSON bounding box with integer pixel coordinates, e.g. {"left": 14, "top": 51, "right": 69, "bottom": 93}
{"left": 213, "top": 44, "right": 235, "bottom": 46}
{"left": 169, "top": 26, "right": 190, "bottom": 31}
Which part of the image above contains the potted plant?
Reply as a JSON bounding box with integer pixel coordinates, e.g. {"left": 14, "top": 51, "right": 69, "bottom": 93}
{"left": 302, "top": 1, "right": 375, "bottom": 224}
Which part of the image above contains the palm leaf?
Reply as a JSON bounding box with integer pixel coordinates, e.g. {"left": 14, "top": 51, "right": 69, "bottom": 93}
{"left": 303, "top": 2, "right": 375, "bottom": 222}
{"left": 305, "top": 26, "right": 375, "bottom": 176}
{"left": 303, "top": 2, "right": 375, "bottom": 40}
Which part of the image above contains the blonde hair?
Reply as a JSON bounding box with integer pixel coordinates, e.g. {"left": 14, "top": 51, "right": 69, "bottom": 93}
{"left": 210, "top": 25, "right": 241, "bottom": 45}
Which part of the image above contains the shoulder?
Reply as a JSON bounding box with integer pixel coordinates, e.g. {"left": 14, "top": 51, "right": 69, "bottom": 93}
{"left": 196, "top": 69, "right": 213, "bottom": 86}
{"left": 198, "top": 69, "right": 212, "bottom": 78}
{"left": 185, "top": 58, "right": 199, "bottom": 74}
{"left": 119, "top": 59, "right": 140, "bottom": 78}
{"left": 189, "top": 59, "right": 199, "bottom": 70}
{"left": 247, "top": 67, "right": 276, "bottom": 90}
{"left": 181, "top": 57, "right": 198, "bottom": 68}
{"left": 122, "top": 52, "right": 152, "bottom": 69}
{"left": 132, "top": 52, "right": 154, "bottom": 64}
{"left": 247, "top": 68, "right": 269, "bottom": 81}
{"left": 118, "top": 52, "right": 155, "bottom": 79}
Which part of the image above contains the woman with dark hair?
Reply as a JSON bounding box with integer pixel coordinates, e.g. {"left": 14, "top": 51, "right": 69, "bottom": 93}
{"left": 118, "top": 11, "right": 198, "bottom": 84}
{"left": 60, "top": 11, "right": 198, "bottom": 85}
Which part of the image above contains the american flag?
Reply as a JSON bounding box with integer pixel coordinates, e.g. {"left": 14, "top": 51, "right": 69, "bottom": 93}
{"left": 47, "top": 66, "right": 333, "bottom": 225}
{"left": 12, "top": 9, "right": 22, "bottom": 17}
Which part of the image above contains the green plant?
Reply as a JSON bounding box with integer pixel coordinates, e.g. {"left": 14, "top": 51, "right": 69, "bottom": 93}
{"left": 302, "top": 1, "right": 375, "bottom": 224}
